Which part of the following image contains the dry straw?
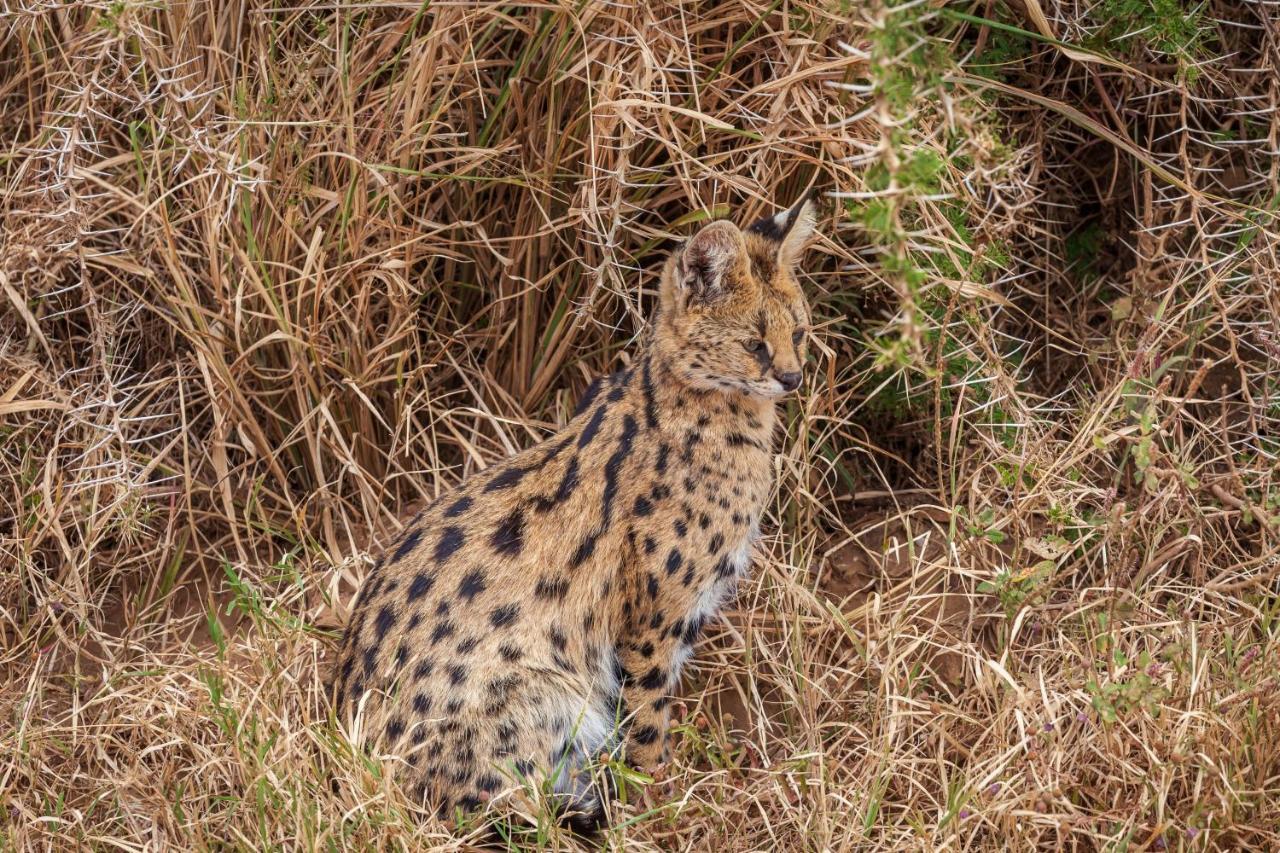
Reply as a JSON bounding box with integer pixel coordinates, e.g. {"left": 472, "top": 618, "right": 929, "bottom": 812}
{"left": 2, "top": 0, "right": 1277, "bottom": 850}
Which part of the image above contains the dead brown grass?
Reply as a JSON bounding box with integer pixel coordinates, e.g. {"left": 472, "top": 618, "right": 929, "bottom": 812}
{"left": 2, "top": 1, "right": 1278, "bottom": 850}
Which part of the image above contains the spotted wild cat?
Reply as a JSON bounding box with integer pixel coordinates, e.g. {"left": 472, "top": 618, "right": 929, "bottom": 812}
{"left": 333, "top": 193, "right": 819, "bottom": 828}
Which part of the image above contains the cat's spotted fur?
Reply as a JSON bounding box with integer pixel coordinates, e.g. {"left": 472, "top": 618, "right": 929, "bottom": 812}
{"left": 333, "top": 195, "right": 818, "bottom": 827}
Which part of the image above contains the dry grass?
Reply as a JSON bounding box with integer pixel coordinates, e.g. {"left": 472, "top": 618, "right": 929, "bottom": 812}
{"left": 2, "top": 0, "right": 1278, "bottom": 850}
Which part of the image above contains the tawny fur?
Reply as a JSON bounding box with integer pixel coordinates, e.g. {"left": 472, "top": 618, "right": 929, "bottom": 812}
{"left": 332, "top": 195, "right": 818, "bottom": 825}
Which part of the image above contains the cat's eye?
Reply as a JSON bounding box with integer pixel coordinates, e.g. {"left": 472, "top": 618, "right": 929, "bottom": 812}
{"left": 792, "top": 329, "right": 806, "bottom": 346}
{"left": 743, "top": 339, "right": 765, "bottom": 354}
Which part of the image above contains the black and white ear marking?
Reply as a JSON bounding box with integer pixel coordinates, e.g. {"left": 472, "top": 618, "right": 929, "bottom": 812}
{"left": 747, "top": 189, "right": 820, "bottom": 265}
{"left": 747, "top": 208, "right": 797, "bottom": 242}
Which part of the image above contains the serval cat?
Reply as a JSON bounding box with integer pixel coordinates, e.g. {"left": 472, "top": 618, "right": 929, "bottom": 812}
{"left": 333, "top": 193, "right": 818, "bottom": 829}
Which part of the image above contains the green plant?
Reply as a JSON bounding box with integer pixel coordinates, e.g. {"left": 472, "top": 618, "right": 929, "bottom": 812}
{"left": 978, "top": 559, "right": 1054, "bottom": 616}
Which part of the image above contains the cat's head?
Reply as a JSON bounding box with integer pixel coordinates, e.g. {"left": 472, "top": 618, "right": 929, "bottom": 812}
{"left": 657, "top": 192, "right": 819, "bottom": 399}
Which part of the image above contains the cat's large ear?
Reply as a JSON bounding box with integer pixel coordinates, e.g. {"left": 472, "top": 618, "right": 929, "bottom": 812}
{"left": 747, "top": 189, "right": 819, "bottom": 267}
{"left": 662, "top": 220, "right": 746, "bottom": 313}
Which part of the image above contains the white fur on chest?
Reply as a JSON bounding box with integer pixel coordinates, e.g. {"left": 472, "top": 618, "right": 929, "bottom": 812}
{"left": 548, "top": 645, "right": 622, "bottom": 801}
{"left": 675, "top": 518, "right": 759, "bottom": 674}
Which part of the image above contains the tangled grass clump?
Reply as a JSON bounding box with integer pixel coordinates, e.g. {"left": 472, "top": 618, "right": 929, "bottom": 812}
{"left": 1, "top": 1, "right": 1277, "bottom": 849}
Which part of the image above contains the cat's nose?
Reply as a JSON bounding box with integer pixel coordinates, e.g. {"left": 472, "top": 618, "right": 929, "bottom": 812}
{"left": 775, "top": 371, "right": 802, "bottom": 392}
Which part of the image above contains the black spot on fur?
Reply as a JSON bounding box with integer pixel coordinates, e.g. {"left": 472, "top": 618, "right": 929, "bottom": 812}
{"left": 414, "top": 660, "right": 434, "bottom": 680}
{"left": 708, "top": 532, "right": 724, "bottom": 554}
{"left": 639, "top": 667, "right": 666, "bottom": 690}
{"left": 647, "top": 573, "right": 659, "bottom": 599}
{"left": 665, "top": 548, "right": 682, "bottom": 576}
{"left": 491, "top": 507, "right": 525, "bottom": 556}
{"left": 633, "top": 495, "right": 653, "bottom": 516}
{"left": 386, "top": 718, "right": 405, "bottom": 742}
{"left": 641, "top": 356, "right": 659, "bottom": 429}
{"left": 727, "top": 432, "right": 765, "bottom": 450}
{"left": 632, "top": 724, "right": 660, "bottom": 745}
{"left": 655, "top": 442, "right": 670, "bottom": 474}
{"left": 535, "top": 576, "right": 570, "bottom": 600}
{"left": 535, "top": 456, "right": 579, "bottom": 512}
{"left": 485, "top": 465, "right": 530, "bottom": 492}
{"left": 600, "top": 415, "right": 638, "bottom": 527}
{"left": 564, "top": 803, "right": 608, "bottom": 836}
{"left": 578, "top": 405, "right": 607, "bottom": 449}
{"left": 574, "top": 375, "right": 607, "bottom": 417}
{"left": 456, "top": 636, "right": 479, "bottom": 655}
{"left": 570, "top": 533, "right": 598, "bottom": 568}
{"left": 448, "top": 664, "right": 468, "bottom": 686}
{"left": 434, "top": 527, "right": 465, "bottom": 563}
{"left": 351, "top": 575, "right": 380, "bottom": 619}
{"left": 499, "top": 644, "right": 523, "bottom": 662}
{"left": 682, "top": 430, "right": 701, "bottom": 462}
{"left": 374, "top": 606, "right": 396, "bottom": 642}
{"left": 674, "top": 518, "right": 688, "bottom": 538}
{"left": 430, "top": 621, "right": 455, "bottom": 645}
{"left": 444, "top": 496, "right": 472, "bottom": 518}
{"left": 682, "top": 615, "right": 705, "bottom": 645}
{"left": 458, "top": 569, "right": 487, "bottom": 601}
{"left": 490, "top": 603, "right": 520, "bottom": 628}
{"left": 612, "top": 652, "right": 631, "bottom": 685}
{"left": 715, "top": 554, "right": 736, "bottom": 580}
{"left": 391, "top": 529, "right": 422, "bottom": 564}
{"left": 643, "top": 536, "right": 658, "bottom": 554}
{"left": 548, "top": 628, "right": 568, "bottom": 652}
{"left": 407, "top": 572, "right": 434, "bottom": 603}
{"left": 413, "top": 693, "right": 432, "bottom": 714}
